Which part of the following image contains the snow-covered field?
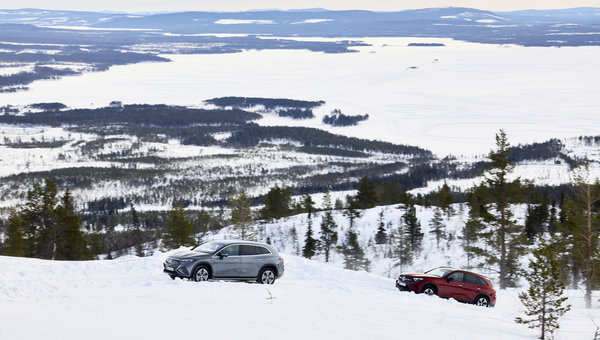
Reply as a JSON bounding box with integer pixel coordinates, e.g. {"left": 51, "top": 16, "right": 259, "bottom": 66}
{"left": 1, "top": 37, "right": 598, "bottom": 156}
{"left": 1, "top": 252, "right": 598, "bottom": 340}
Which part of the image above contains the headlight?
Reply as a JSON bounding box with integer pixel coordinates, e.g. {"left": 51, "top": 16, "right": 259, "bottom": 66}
{"left": 179, "top": 259, "right": 194, "bottom": 263}
{"left": 413, "top": 278, "right": 424, "bottom": 282}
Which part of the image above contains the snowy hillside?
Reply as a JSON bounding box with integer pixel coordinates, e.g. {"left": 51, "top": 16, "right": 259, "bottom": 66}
{"left": 210, "top": 203, "right": 502, "bottom": 279}
{"left": 0, "top": 252, "right": 597, "bottom": 339}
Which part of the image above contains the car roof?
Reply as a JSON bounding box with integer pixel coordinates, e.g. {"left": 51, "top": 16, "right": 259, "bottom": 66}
{"left": 209, "top": 239, "right": 271, "bottom": 247}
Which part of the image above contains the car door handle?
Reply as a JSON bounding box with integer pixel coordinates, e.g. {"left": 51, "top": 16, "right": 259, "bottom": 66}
{"left": 458, "top": 285, "right": 463, "bottom": 287}
{"left": 477, "top": 288, "right": 481, "bottom": 290}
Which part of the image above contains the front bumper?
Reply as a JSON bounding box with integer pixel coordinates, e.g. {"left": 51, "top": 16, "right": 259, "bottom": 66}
{"left": 163, "top": 259, "right": 192, "bottom": 279}
{"left": 395, "top": 279, "right": 421, "bottom": 293}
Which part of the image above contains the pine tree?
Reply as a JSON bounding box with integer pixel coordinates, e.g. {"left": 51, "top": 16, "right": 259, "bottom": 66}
{"left": 340, "top": 229, "right": 370, "bottom": 271}
{"left": 130, "top": 204, "right": 143, "bottom": 257}
{"left": 479, "top": 130, "right": 525, "bottom": 289}
{"left": 5, "top": 209, "right": 24, "bottom": 257}
{"left": 403, "top": 202, "right": 423, "bottom": 255}
{"left": 302, "top": 218, "right": 318, "bottom": 259}
{"left": 229, "top": 190, "right": 255, "bottom": 241}
{"left": 375, "top": 209, "right": 388, "bottom": 244}
{"left": 559, "top": 163, "right": 600, "bottom": 308}
{"left": 429, "top": 207, "right": 446, "bottom": 247}
{"left": 302, "top": 194, "right": 316, "bottom": 219}
{"left": 516, "top": 240, "right": 571, "bottom": 339}
{"left": 319, "top": 211, "right": 338, "bottom": 262}
{"left": 163, "top": 203, "right": 194, "bottom": 250}
{"left": 355, "top": 176, "right": 377, "bottom": 209}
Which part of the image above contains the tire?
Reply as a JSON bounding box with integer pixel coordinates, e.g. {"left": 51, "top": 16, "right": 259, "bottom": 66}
{"left": 421, "top": 285, "right": 437, "bottom": 296}
{"left": 169, "top": 275, "right": 175, "bottom": 280}
{"left": 474, "top": 295, "right": 490, "bottom": 307}
{"left": 193, "top": 265, "right": 210, "bottom": 282}
{"left": 258, "top": 268, "right": 276, "bottom": 284}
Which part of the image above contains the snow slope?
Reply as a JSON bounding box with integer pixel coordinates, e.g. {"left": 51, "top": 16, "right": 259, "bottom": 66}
{"left": 0, "top": 253, "right": 598, "bottom": 339}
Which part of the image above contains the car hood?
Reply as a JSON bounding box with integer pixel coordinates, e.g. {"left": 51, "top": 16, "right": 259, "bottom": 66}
{"left": 400, "top": 273, "right": 439, "bottom": 279}
{"left": 170, "top": 249, "right": 211, "bottom": 259}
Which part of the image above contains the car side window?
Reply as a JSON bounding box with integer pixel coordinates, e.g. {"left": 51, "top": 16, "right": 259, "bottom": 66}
{"left": 239, "top": 245, "right": 259, "bottom": 256}
{"left": 464, "top": 273, "right": 479, "bottom": 285}
{"left": 219, "top": 245, "right": 239, "bottom": 256}
{"left": 475, "top": 276, "right": 489, "bottom": 286}
{"left": 258, "top": 246, "right": 271, "bottom": 255}
{"left": 447, "top": 272, "right": 464, "bottom": 282}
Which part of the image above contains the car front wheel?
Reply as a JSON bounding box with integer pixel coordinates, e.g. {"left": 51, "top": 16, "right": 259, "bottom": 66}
{"left": 258, "top": 268, "right": 276, "bottom": 284}
{"left": 475, "top": 295, "right": 490, "bottom": 307}
{"left": 422, "top": 285, "right": 437, "bottom": 296}
{"left": 193, "top": 266, "right": 210, "bottom": 282}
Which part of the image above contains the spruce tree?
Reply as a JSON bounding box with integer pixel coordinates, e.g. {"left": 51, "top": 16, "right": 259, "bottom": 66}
{"left": 516, "top": 240, "right": 571, "bottom": 339}
{"left": 55, "top": 189, "right": 90, "bottom": 260}
{"left": 302, "top": 218, "right": 318, "bottom": 259}
{"left": 341, "top": 229, "right": 370, "bottom": 271}
{"left": 437, "top": 183, "right": 454, "bottom": 216}
{"left": 403, "top": 202, "right": 423, "bottom": 256}
{"left": 130, "top": 204, "right": 143, "bottom": 257}
{"left": 302, "top": 194, "right": 316, "bottom": 219}
{"left": 355, "top": 176, "right": 377, "bottom": 209}
{"left": 319, "top": 211, "right": 338, "bottom": 262}
{"left": 163, "top": 203, "right": 194, "bottom": 250}
{"left": 392, "top": 217, "right": 413, "bottom": 273}
{"left": 375, "top": 209, "right": 388, "bottom": 245}
{"left": 429, "top": 207, "right": 446, "bottom": 247}
{"left": 559, "top": 163, "right": 600, "bottom": 308}
{"left": 229, "top": 190, "right": 255, "bottom": 241}
{"left": 322, "top": 190, "right": 333, "bottom": 210}
{"left": 5, "top": 209, "right": 24, "bottom": 257}
{"left": 343, "top": 196, "right": 362, "bottom": 230}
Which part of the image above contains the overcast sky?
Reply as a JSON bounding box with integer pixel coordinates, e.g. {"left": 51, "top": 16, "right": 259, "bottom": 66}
{"left": 3, "top": 0, "right": 599, "bottom": 12}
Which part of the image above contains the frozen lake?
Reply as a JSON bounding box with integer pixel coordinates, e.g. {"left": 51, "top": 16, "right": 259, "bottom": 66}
{"left": 1, "top": 37, "right": 599, "bottom": 156}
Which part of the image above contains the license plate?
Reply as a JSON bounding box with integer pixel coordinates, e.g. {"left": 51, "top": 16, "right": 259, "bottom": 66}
{"left": 398, "top": 281, "right": 406, "bottom": 287}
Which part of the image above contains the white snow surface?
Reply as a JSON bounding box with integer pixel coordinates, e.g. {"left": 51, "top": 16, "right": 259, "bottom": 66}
{"left": 0, "top": 251, "right": 598, "bottom": 339}
{"left": 1, "top": 37, "right": 598, "bottom": 156}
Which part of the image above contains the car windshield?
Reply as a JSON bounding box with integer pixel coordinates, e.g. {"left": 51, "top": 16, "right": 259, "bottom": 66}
{"left": 194, "top": 241, "right": 225, "bottom": 253}
{"left": 425, "top": 268, "right": 453, "bottom": 277}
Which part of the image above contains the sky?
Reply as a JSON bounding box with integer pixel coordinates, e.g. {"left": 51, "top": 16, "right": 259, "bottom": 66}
{"left": 2, "top": 0, "right": 599, "bottom": 12}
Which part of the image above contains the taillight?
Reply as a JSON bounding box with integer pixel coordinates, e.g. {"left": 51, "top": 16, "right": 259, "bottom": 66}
{"left": 279, "top": 258, "right": 284, "bottom": 261}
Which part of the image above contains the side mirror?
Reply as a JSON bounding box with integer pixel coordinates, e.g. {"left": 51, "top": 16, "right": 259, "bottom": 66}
{"left": 446, "top": 277, "right": 454, "bottom": 283}
{"left": 219, "top": 253, "right": 229, "bottom": 259}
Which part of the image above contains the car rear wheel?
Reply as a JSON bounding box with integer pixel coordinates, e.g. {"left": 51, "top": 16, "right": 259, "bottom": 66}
{"left": 422, "top": 285, "right": 437, "bottom": 296}
{"left": 193, "top": 266, "right": 210, "bottom": 282}
{"left": 258, "top": 268, "right": 276, "bottom": 284}
{"left": 475, "top": 295, "right": 490, "bottom": 307}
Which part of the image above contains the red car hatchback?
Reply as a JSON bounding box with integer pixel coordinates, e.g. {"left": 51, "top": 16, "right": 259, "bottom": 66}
{"left": 396, "top": 267, "right": 496, "bottom": 307}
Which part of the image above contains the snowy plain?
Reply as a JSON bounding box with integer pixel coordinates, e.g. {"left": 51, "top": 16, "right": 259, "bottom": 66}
{"left": 1, "top": 37, "right": 599, "bottom": 156}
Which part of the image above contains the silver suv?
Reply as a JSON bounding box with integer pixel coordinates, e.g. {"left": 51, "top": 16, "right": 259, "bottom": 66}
{"left": 163, "top": 240, "right": 284, "bottom": 284}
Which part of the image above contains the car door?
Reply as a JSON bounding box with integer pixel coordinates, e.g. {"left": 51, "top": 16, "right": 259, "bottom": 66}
{"left": 462, "top": 273, "right": 485, "bottom": 302}
{"left": 439, "top": 271, "right": 467, "bottom": 301}
{"left": 213, "top": 245, "right": 241, "bottom": 277}
{"left": 239, "top": 245, "right": 270, "bottom": 277}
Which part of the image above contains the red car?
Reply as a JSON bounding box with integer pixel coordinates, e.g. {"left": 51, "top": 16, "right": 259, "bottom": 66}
{"left": 396, "top": 267, "right": 496, "bottom": 307}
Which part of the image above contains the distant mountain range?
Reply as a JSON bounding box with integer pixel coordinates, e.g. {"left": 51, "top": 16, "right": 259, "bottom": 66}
{"left": 1, "top": 7, "right": 599, "bottom": 46}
